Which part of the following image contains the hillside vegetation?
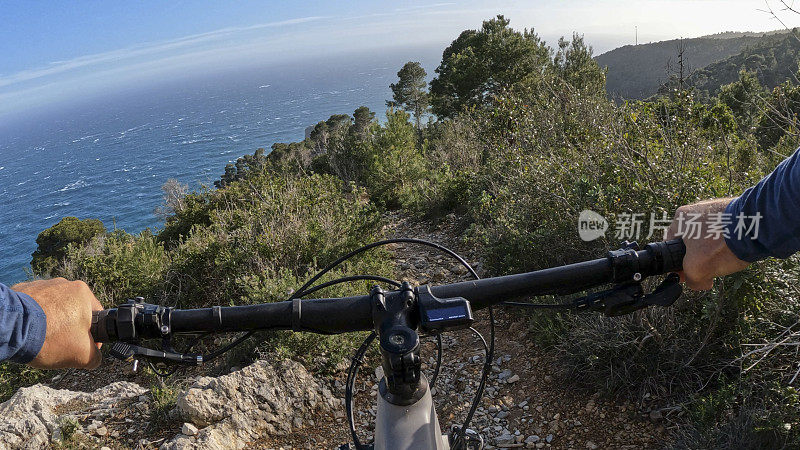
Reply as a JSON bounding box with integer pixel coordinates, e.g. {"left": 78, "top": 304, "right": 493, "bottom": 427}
{"left": 674, "top": 30, "right": 800, "bottom": 98}
{"left": 596, "top": 31, "right": 789, "bottom": 99}
{"left": 7, "top": 14, "right": 800, "bottom": 448}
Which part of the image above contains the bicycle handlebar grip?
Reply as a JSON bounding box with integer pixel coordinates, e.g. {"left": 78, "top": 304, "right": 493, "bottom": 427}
{"left": 91, "top": 310, "right": 113, "bottom": 343}
{"left": 645, "top": 238, "right": 686, "bottom": 274}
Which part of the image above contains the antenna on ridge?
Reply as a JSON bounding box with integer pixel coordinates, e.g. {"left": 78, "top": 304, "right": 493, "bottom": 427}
{"left": 635, "top": 25, "right": 638, "bottom": 45}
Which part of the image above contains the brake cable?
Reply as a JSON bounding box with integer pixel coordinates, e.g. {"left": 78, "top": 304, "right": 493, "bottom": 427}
{"left": 345, "top": 331, "right": 377, "bottom": 450}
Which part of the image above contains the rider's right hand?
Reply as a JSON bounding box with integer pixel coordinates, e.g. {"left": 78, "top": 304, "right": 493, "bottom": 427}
{"left": 12, "top": 278, "right": 104, "bottom": 369}
{"left": 664, "top": 198, "right": 750, "bottom": 291}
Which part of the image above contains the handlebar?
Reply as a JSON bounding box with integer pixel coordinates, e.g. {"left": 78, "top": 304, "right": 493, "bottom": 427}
{"left": 91, "top": 239, "right": 685, "bottom": 343}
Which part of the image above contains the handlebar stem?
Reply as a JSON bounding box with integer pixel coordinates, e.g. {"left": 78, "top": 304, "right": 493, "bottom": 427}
{"left": 371, "top": 282, "right": 425, "bottom": 405}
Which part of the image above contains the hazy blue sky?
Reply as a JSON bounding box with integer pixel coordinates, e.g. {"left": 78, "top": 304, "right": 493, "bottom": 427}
{"left": 2, "top": 0, "right": 799, "bottom": 118}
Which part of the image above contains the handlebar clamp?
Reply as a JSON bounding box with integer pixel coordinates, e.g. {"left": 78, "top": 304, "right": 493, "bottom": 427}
{"left": 91, "top": 298, "right": 173, "bottom": 343}
{"left": 607, "top": 241, "right": 642, "bottom": 282}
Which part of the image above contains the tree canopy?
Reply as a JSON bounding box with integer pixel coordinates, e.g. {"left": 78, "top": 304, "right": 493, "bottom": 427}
{"left": 429, "top": 15, "right": 551, "bottom": 118}
{"left": 389, "top": 61, "right": 429, "bottom": 130}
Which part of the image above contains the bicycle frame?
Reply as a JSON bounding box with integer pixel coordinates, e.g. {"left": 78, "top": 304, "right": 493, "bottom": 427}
{"left": 375, "top": 374, "right": 448, "bottom": 449}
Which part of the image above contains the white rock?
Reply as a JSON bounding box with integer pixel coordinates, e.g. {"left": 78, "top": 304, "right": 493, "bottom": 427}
{"left": 160, "top": 359, "right": 335, "bottom": 450}
{"left": 181, "top": 423, "right": 199, "bottom": 436}
{"left": 0, "top": 382, "right": 145, "bottom": 450}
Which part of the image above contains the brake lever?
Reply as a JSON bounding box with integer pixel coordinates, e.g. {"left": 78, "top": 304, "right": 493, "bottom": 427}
{"left": 574, "top": 273, "right": 682, "bottom": 317}
{"left": 108, "top": 342, "right": 203, "bottom": 366}
{"left": 639, "top": 272, "right": 682, "bottom": 307}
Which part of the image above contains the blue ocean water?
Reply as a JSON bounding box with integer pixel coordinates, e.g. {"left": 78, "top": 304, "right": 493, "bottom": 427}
{"left": 0, "top": 48, "right": 440, "bottom": 284}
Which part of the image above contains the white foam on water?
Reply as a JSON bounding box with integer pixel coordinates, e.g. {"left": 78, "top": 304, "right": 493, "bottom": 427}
{"left": 58, "top": 179, "right": 86, "bottom": 192}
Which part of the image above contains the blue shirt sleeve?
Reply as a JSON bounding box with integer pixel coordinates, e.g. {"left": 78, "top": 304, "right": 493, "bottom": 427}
{"left": 0, "top": 283, "right": 47, "bottom": 364}
{"left": 725, "top": 147, "right": 800, "bottom": 262}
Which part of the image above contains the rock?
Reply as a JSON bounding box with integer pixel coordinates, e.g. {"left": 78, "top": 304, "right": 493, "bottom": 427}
{"left": 525, "top": 435, "right": 540, "bottom": 444}
{"left": 100, "top": 447, "right": 112, "bottom": 450}
{"left": 507, "top": 374, "right": 520, "bottom": 384}
{"left": 496, "top": 411, "right": 510, "bottom": 419}
{"left": 0, "top": 382, "right": 146, "bottom": 450}
{"left": 494, "top": 433, "right": 515, "bottom": 445}
{"left": 546, "top": 434, "right": 554, "bottom": 443}
{"left": 161, "top": 359, "right": 336, "bottom": 450}
{"left": 498, "top": 369, "right": 513, "bottom": 380}
{"left": 586, "top": 441, "right": 599, "bottom": 449}
{"left": 182, "top": 423, "right": 199, "bottom": 436}
{"left": 95, "top": 426, "right": 108, "bottom": 437}
{"left": 649, "top": 409, "right": 664, "bottom": 422}
{"left": 87, "top": 420, "right": 101, "bottom": 433}
{"left": 451, "top": 264, "right": 468, "bottom": 276}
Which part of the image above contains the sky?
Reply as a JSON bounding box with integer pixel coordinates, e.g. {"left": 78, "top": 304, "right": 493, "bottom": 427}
{"left": 2, "top": 0, "right": 800, "bottom": 119}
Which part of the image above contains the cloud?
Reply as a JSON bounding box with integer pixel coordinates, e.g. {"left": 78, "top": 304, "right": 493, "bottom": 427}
{"left": 0, "top": 16, "right": 327, "bottom": 89}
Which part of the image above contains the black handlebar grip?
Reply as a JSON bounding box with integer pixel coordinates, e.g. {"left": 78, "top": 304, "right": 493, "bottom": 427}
{"left": 91, "top": 310, "right": 113, "bottom": 343}
{"left": 644, "top": 238, "right": 686, "bottom": 274}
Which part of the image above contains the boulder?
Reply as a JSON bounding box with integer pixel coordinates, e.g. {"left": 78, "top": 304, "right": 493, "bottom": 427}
{"left": 161, "top": 359, "right": 337, "bottom": 450}
{"left": 0, "top": 382, "right": 146, "bottom": 450}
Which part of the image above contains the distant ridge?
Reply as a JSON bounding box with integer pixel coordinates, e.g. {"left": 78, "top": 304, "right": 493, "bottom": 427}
{"left": 667, "top": 30, "right": 800, "bottom": 96}
{"left": 697, "top": 30, "right": 789, "bottom": 39}
{"left": 595, "top": 30, "right": 789, "bottom": 100}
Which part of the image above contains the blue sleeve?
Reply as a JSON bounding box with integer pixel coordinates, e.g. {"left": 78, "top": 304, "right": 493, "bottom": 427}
{"left": 725, "top": 147, "right": 800, "bottom": 262}
{"left": 0, "top": 283, "right": 47, "bottom": 364}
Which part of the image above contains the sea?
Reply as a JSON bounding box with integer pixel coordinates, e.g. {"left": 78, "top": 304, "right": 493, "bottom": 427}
{"left": 0, "top": 47, "right": 440, "bottom": 284}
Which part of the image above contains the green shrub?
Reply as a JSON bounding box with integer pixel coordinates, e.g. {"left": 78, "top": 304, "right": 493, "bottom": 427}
{"left": 365, "top": 110, "right": 427, "bottom": 209}
{"left": 57, "top": 229, "right": 169, "bottom": 305}
{"left": 58, "top": 417, "right": 80, "bottom": 441}
{"left": 165, "top": 172, "right": 388, "bottom": 308}
{"left": 149, "top": 378, "right": 180, "bottom": 430}
{"left": 31, "top": 216, "right": 106, "bottom": 275}
{"left": 0, "top": 363, "right": 46, "bottom": 402}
